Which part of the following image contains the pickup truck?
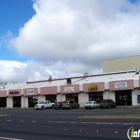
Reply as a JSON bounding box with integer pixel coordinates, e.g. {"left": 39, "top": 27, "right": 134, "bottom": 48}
{"left": 34, "top": 100, "right": 54, "bottom": 110}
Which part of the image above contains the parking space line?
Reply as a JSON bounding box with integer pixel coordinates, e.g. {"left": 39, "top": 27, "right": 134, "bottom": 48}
{"left": 32, "top": 121, "right": 37, "bottom": 122}
{"left": 57, "top": 121, "right": 65, "bottom": 123}
{"left": 69, "top": 122, "right": 78, "bottom": 123}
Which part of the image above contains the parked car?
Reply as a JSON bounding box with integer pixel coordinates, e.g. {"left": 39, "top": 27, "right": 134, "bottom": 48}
{"left": 84, "top": 101, "right": 100, "bottom": 109}
{"left": 53, "top": 101, "right": 63, "bottom": 109}
{"left": 61, "top": 100, "right": 80, "bottom": 109}
{"left": 51, "top": 101, "right": 55, "bottom": 108}
{"left": 34, "top": 100, "right": 53, "bottom": 110}
{"left": 100, "top": 99, "right": 116, "bottom": 109}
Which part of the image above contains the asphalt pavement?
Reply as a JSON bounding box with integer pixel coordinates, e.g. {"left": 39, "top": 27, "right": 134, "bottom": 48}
{"left": 0, "top": 107, "right": 139, "bottom": 140}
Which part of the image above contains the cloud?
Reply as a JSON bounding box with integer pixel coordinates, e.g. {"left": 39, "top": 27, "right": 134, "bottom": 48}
{"left": 0, "top": 60, "right": 101, "bottom": 83}
{"left": 0, "top": 60, "right": 27, "bottom": 83}
{"left": 0, "top": 60, "right": 49, "bottom": 83}
{"left": 7, "top": 0, "right": 140, "bottom": 81}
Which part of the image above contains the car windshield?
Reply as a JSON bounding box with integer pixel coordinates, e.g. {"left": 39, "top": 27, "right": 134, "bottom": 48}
{"left": 86, "top": 101, "right": 93, "bottom": 104}
{"left": 63, "top": 101, "right": 69, "bottom": 103}
{"left": 38, "top": 102, "right": 44, "bottom": 104}
{"left": 100, "top": 100, "right": 107, "bottom": 103}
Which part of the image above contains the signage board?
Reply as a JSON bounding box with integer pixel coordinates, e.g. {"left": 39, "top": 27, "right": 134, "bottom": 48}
{"left": 115, "top": 82, "right": 127, "bottom": 88}
{"left": 64, "top": 87, "right": 74, "bottom": 92}
{"left": 9, "top": 91, "right": 19, "bottom": 95}
{"left": 27, "top": 89, "right": 34, "bottom": 95}
{"left": 88, "top": 85, "right": 98, "bottom": 91}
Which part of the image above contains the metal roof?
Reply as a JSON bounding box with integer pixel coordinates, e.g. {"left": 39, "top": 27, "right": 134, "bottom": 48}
{"left": 0, "top": 70, "right": 139, "bottom": 91}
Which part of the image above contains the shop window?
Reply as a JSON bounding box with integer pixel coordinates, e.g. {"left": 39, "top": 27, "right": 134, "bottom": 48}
{"left": 66, "top": 94, "right": 78, "bottom": 103}
{"left": 0, "top": 98, "right": 6, "bottom": 107}
{"left": 46, "top": 95, "right": 56, "bottom": 102}
{"left": 13, "top": 97, "right": 21, "bottom": 107}
{"left": 138, "top": 95, "right": 140, "bottom": 103}
{"left": 115, "top": 90, "right": 132, "bottom": 106}
{"left": 28, "top": 97, "right": 38, "bottom": 107}
{"left": 89, "top": 92, "right": 103, "bottom": 103}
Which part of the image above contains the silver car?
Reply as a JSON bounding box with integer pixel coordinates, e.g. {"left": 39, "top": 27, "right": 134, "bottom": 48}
{"left": 61, "top": 100, "right": 80, "bottom": 109}
{"left": 84, "top": 101, "right": 100, "bottom": 109}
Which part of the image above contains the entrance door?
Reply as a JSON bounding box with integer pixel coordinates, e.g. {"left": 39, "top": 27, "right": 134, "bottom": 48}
{"left": 28, "top": 97, "right": 38, "bottom": 107}
{"left": 0, "top": 98, "right": 6, "bottom": 107}
{"left": 13, "top": 97, "right": 21, "bottom": 107}
{"left": 115, "top": 90, "right": 132, "bottom": 106}
{"left": 46, "top": 95, "right": 56, "bottom": 102}
{"left": 89, "top": 92, "right": 103, "bottom": 103}
{"left": 66, "top": 94, "right": 78, "bottom": 103}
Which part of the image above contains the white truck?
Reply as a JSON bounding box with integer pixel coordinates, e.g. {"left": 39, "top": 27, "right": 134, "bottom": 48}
{"left": 34, "top": 100, "right": 54, "bottom": 110}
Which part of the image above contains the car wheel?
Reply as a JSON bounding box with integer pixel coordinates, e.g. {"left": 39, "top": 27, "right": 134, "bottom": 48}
{"left": 70, "top": 106, "right": 73, "bottom": 109}
{"left": 108, "top": 105, "right": 111, "bottom": 109}
{"left": 41, "top": 106, "right": 44, "bottom": 110}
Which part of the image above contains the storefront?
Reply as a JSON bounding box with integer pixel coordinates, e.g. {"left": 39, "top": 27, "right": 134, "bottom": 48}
{"left": 8, "top": 89, "right": 22, "bottom": 108}
{"left": 0, "top": 98, "right": 6, "bottom": 107}
{"left": 45, "top": 95, "right": 56, "bottom": 102}
{"left": 0, "top": 91, "right": 7, "bottom": 107}
{"left": 83, "top": 82, "right": 105, "bottom": 103}
{"left": 88, "top": 92, "right": 103, "bottom": 102}
{"left": 60, "top": 84, "right": 80, "bottom": 103}
{"left": 28, "top": 96, "right": 38, "bottom": 107}
{"left": 65, "top": 93, "right": 78, "bottom": 102}
{"left": 13, "top": 97, "right": 21, "bottom": 107}
{"left": 1, "top": 71, "right": 139, "bottom": 108}
{"left": 115, "top": 90, "right": 132, "bottom": 106}
{"left": 109, "top": 80, "right": 134, "bottom": 106}
{"left": 41, "top": 86, "right": 57, "bottom": 102}
{"left": 23, "top": 88, "right": 38, "bottom": 107}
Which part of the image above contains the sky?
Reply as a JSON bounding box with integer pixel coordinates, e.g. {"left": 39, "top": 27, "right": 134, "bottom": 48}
{"left": 0, "top": 0, "right": 140, "bottom": 83}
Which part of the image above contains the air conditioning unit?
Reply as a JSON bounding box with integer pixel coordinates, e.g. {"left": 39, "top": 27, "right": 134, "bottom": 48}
{"left": 67, "top": 78, "right": 71, "bottom": 84}
{"left": 135, "top": 69, "right": 139, "bottom": 74}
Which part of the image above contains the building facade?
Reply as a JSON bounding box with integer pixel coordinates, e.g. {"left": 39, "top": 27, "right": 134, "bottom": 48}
{"left": 0, "top": 71, "right": 140, "bottom": 108}
{"left": 103, "top": 55, "right": 140, "bottom": 73}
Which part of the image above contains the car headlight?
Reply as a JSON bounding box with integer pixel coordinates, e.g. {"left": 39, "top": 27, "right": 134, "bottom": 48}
{"left": 35, "top": 105, "right": 39, "bottom": 107}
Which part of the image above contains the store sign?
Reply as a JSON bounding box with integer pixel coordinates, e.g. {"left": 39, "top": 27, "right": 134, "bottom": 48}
{"left": 27, "top": 89, "right": 34, "bottom": 95}
{"left": 88, "top": 85, "right": 98, "bottom": 91}
{"left": 9, "top": 91, "right": 19, "bottom": 95}
{"left": 64, "top": 87, "right": 74, "bottom": 92}
{"left": 115, "top": 82, "right": 127, "bottom": 88}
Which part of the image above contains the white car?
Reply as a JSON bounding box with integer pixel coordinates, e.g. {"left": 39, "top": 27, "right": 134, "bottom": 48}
{"left": 34, "top": 101, "right": 53, "bottom": 110}
{"left": 84, "top": 101, "right": 100, "bottom": 109}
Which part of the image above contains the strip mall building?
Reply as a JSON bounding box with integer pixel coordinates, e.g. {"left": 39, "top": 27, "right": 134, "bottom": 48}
{"left": 0, "top": 55, "right": 140, "bottom": 108}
